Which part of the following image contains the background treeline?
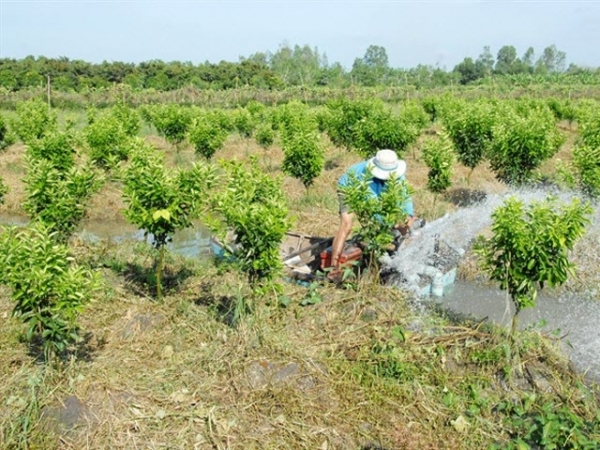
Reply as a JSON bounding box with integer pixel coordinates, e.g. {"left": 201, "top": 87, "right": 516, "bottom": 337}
{"left": 1, "top": 43, "right": 600, "bottom": 94}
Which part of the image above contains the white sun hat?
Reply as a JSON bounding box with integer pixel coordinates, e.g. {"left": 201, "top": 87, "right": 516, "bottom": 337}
{"left": 368, "top": 149, "right": 406, "bottom": 180}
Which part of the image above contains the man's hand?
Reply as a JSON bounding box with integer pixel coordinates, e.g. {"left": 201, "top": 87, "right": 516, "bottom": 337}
{"left": 327, "top": 267, "right": 343, "bottom": 284}
{"left": 394, "top": 216, "right": 418, "bottom": 236}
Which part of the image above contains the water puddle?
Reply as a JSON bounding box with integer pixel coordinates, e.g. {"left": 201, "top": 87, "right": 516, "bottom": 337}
{"left": 0, "top": 212, "right": 212, "bottom": 258}
{"left": 437, "top": 281, "right": 600, "bottom": 384}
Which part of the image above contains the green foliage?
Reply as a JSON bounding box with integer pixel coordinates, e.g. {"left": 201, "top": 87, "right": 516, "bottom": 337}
{"left": 111, "top": 102, "right": 141, "bottom": 136}
{"left": 0, "top": 176, "right": 7, "bottom": 203}
{"left": 254, "top": 122, "right": 275, "bottom": 148}
{"left": 27, "top": 130, "right": 77, "bottom": 171}
{"left": 323, "top": 98, "right": 423, "bottom": 158}
{"left": 578, "top": 107, "right": 600, "bottom": 149}
{"left": 442, "top": 99, "right": 495, "bottom": 177}
{"left": 280, "top": 107, "right": 324, "bottom": 188}
{"left": 231, "top": 107, "right": 255, "bottom": 138}
{"left": 210, "top": 157, "right": 291, "bottom": 286}
{"left": 245, "top": 100, "right": 266, "bottom": 117}
{"left": 488, "top": 104, "right": 564, "bottom": 184}
{"left": 84, "top": 104, "right": 139, "bottom": 169}
{"left": 421, "top": 132, "right": 454, "bottom": 195}
{"left": 11, "top": 99, "right": 57, "bottom": 144}
{"left": 23, "top": 156, "right": 102, "bottom": 241}
{"left": 0, "top": 112, "right": 15, "bottom": 151}
{"left": 498, "top": 395, "right": 600, "bottom": 450}
{"left": 122, "top": 139, "right": 216, "bottom": 298}
{"left": 340, "top": 166, "right": 411, "bottom": 263}
{"left": 420, "top": 95, "right": 442, "bottom": 122}
{"left": 142, "top": 104, "right": 193, "bottom": 147}
{"left": 572, "top": 144, "right": 600, "bottom": 197}
{"left": 85, "top": 112, "right": 130, "bottom": 169}
{"left": 546, "top": 97, "right": 577, "bottom": 123}
{"left": 475, "top": 196, "right": 591, "bottom": 334}
{"left": 0, "top": 223, "right": 97, "bottom": 361}
{"left": 188, "top": 113, "right": 228, "bottom": 160}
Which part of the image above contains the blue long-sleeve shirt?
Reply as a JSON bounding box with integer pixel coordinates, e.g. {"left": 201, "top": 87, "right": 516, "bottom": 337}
{"left": 338, "top": 161, "right": 414, "bottom": 217}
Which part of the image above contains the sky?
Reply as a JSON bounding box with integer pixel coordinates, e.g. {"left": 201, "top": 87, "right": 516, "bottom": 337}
{"left": 1, "top": 0, "right": 599, "bottom": 70}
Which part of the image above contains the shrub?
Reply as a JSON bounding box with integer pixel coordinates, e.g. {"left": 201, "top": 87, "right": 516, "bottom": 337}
{"left": 0, "top": 223, "right": 97, "bottom": 361}
{"left": 111, "top": 102, "right": 141, "bottom": 137}
{"left": 11, "top": 99, "right": 57, "bottom": 144}
{"left": 475, "top": 196, "right": 591, "bottom": 337}
{"left": 442, "top": 99, "right": 495, "bottom": 182}
{"left": 323, "top": 98, "right": 423, "bottom": 158}
{"left": 340, "top": 166, "right": 412, "bottom": 265}
{"left": 421, "top": 132, "right": 454, "bottom": 196}
{"left": 488, "top": 104, "right": 564, "bottom": 184}
{"left": 0, "top": 112, "right": 15, "bottom": 151}
{"left": 84, "top": 111, "right": 131, "bottom": 169}
{"left": 142, "top": 104, "right": 193, "bottom": 148}
{"left": 281, "top": 109, "right": 324, "bottom": 189}
{"left": 27, "top": 130, "right": 77, "bottom": 172}
{"left": 23, "top": 156, "right": 102, "bottom": 241}
{"left": 188, "top": 113, "right": 228, "bottom": 160}
{"left": 210, "top": 157, "right": 291, "bottom": 286}
{"left": 254, "top": 122, "right": 275, "bottom": 148}
{"left": 231, "top": 107, "right": 255, "bottom": 138}
{"left": 122, "top": 139, "right": 215, "bottom": 299}
{"left": 572, "top": 144, "right": 600, "bottom": 197}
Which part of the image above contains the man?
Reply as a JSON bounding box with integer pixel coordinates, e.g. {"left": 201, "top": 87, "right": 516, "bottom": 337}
{"left": 328, "top": 149, "right": 415, "bottom": 282}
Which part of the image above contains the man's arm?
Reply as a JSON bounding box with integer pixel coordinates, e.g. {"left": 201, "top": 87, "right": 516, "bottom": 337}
{"left": 329, "top": 211, "right": 354, "bottom": 280}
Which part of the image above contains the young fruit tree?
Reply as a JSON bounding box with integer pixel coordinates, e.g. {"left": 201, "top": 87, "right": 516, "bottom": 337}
{"left": 442, "top": 99, "right": 495, "bottom": 184}
{"left": 421, "top": 132, "right": 455, "bottom": 201}
{"left": 340, "top": 167, "right": 412, "bottom": 269}
{"left": 0, "top": 223, "right": 98, "bottom": 361}
{"left": 488, "top": 104, "right": 564, "bottom": 185}
{"left": 122, "top": 139, "right": 216, "bottom": 299}
{"left": 281, "top": 109, "right": 324, "bottom": 190}
{"left": 23, "top": 156, "right": 102, "bottom": 242}
{"left": 84, "top": 106, "right": 138, "bottom": 170}
{"left": 0, "top": 176, "right": 7, "bottom": 203}
{"left": 11, "top": 99, "right": 57, "bottom": 144}
{"left": 27, "top": 130, "right": 77, "bottom": 172}
{"left": 0, "top": 112, "right": 15, "bottom": 151}
{"left": 187, "top": 112, "right": 228, "bottom": 160}
{"left": 210, "top": 157, "right": 291, "bottom": 288}
{"left": 475, "top": 196, "right": 591, "bottom": 339}
{"left": 141, "top": 104, "right": 192, "bottom": 149}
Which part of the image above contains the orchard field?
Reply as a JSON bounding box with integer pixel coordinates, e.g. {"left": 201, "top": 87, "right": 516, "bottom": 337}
{"left": 0, "top": 89, "right": 599, "bottom": 449}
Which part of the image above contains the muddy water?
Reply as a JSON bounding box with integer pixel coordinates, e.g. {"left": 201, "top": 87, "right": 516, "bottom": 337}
{"left": 439, "top": 281, "right": 600, "bottom": 384}
{"left": 0, "top": 212, "right": 212, "bottom": 258}
{"left": 384, "top": 187, "right": 600, "bottom": 383}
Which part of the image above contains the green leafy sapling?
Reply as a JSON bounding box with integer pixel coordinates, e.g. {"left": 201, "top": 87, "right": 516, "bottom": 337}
{"left": 0, "top": 112, "right": 15, "bottom": 151}
{"left": 122, "top": 139, "right": 216, "bottom": 299}
{"left": 421, "top": 132, "right": 455, "bottom": 200}
{"left": 143, "top": 104, "right": 193, "bottom": 149}
{"left": 210, "top": 157, "right": 291, "bottom": 287}
{"left": 11, "top": 99, "right": 58, "bottom": 144}
{"left": 84, "top": 106, "right": 137, "bottom": 169}
{"left": 475, "top": 196, "right": 591, "bottom": 338}
{"left": 488, "top": 104, "right": 564, "bottom": 185}
{"left": 442, "top": 99, "right": 495, "bottom": 184}
{"left": 0, "top": 223, "right": 98, "bottom": 361}
{"left": 281, "top": 112, "right": 324, "bottom": 189}
{"left": 23, "top": 156, "right": 103, "bottom": 241}
{"left": 0, "top": 176, "right": 8, "bottom": 203}
{"left": 340, "top": 166, "right": 412, "bottom": 268}
{"left": 26, "top": 130, "right": 77, "bottom": 171}
{"left": 188, "top": 113, "right": 228, "bottom": 160}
